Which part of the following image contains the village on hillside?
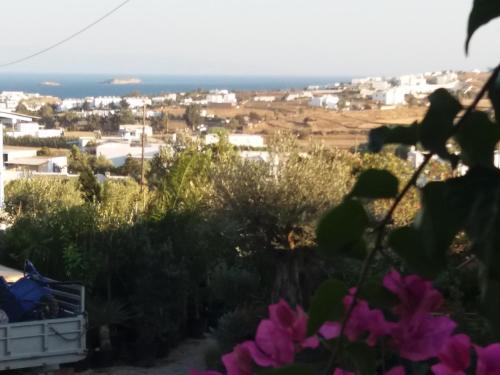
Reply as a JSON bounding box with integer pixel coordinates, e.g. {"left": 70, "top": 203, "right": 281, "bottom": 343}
{"left": 0, "top": 70, "right": 492, "bottom": 187}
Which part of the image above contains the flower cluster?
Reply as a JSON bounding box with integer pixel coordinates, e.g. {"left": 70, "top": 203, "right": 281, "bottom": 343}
{"left": 192, "top": 270, "right": 500, "bottom": 375}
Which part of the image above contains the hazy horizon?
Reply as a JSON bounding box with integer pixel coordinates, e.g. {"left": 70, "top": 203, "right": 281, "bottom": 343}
{"left": 1, "top": 0, "right": 499, "bottom": 77}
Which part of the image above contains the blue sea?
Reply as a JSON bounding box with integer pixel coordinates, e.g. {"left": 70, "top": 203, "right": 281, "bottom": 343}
{"left": 0, "top": 73, "right": 351, "bottom": 99}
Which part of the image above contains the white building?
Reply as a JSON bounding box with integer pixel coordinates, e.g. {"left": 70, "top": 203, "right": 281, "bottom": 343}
{"left": 124, "top": 97, "right": 152, "bottom": 109}
{"left": 0, "top": 92, "right": 29, "bottom": 111}
{"left": 372, "top": 81, "right": 391, "bottom": 91}
{"left": 152, "top": 94, "right": 177, "bottom": 104}
{"left": 119, "top": 124, "right": 153, "bottom": 141}
{"left": 206, "top": 90, "right": 237, "bottom": 105}
{"left": 58, "top": 98, "right": 85, "bottom": 111}
{"left": 96, "top": 141, "right": 163, "bottom": 167}
{"left": 372, "top": 88, "right": 407, "bottom": 106}
{"left": 5, "top": 156, "right": 68, "bottom": 173}
{"left": 93, "top": 96, "right": 122, "bottom": 108}
{"left": 285, "top": 92, "right": 313, "bottom": 101}
{"left": 253, "top": 96, "right": 276, "bottom": 102}
{"left": 205, "top": 134, "right": 265, "bottom": 148}
{"left": 309, "top": 95, "right": 340, "bottom": 109}
{"left": 2, "top": 146, "right": 39, "bottom": 162}
{"left": 239, "top": 151, "right": 271, "bottom": 163}
{"left": 5, "top": 122, "right": 63, "bottom": 138}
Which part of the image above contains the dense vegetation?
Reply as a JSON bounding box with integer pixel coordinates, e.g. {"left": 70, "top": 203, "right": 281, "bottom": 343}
{"left": 196, "top": 1, "right": 500, "bottom": 374}
{"left": 0, "top": 134, "right": 437, "bottom": 367}
{"left": 2, "top": 2, "right": 499, "bottom": 373}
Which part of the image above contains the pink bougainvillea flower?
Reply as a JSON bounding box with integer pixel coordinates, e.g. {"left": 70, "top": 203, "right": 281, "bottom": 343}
{"left": 475, "top": 343, "right": 500, "bottom": 375}
{"left": 392, "top": 313, "right": 456, "bottom": 361}
{"left": 268, "top": 300, "right": 319, "bottom": 349}
{"left": 430, "top": 334, "right": 471, "bottom": 375}
{"left": 319, "top": 321, "right": 342, "bottom": 339}
{"left": 332, "top": 369, "right": 355, "bottom": 375}
{"left": 431, "top": 363, "right": 464, "bottom": 375}
{"left": 222, "top": 342, "right": 255, "bottom": 375}
{"left": 246, "top": 319, "right": 295, "bottom": 368}
{"left": 383, "top": 270, "right": 443, "bottom": 319}
{"left": 431, "top": 333, "right": 471, "bottom": 375}
{"left": 190, "top": 370, "right": 223, "bottom": 375}
{"left": 343, "top": 293, "right": 394, "bottom": 346}
{"left": 318, "top": 294, "right": 393, "bottom": 346}
{"left": 385, "top": 366, "right": 406, "bottom": 375}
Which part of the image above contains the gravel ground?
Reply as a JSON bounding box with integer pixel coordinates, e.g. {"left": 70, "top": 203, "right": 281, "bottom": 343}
{"left": 81, "top": 338, "right": 215, "bottom": 375}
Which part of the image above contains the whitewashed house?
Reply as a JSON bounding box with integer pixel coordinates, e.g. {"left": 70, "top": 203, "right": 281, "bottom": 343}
{"left": 152, "top": 94, "right": 177, "bottom": 104}
{"left": 206, "top": 90, "right": 237, "bottom": 105}
{"left": 205, "top": 134, "right": 265, "bottom": 148}
{"left": 5, "top": 122, "right": 63, "bottom": 138}
{"left": 93, "top": 96, "right": 122, "bottom": 108}
{"left": 124, "top": 97, "right": 152, "bottom": 109}
{"left": 253, "top": 96, "right": 276, "bottom": 102}
{"left": 96, "top": 141, "right": 163, "bottom": 167}
{"left": 309, "top": 95, "right": 340, "bottom": 109}
{"left": 0, "top": 92, "right": 28, "bottom": 111}
{"left": 5, "top": 156, "right": 68, "bottom": 173}
{"left": 2, "top": 146, "right": 38, "bottom": 162}
{"left": 119, "top": 124, "right": 153, "bottom": 141}
{"left": 285, "top": 92, "right": 313, "bottom": 101}
{"left": 58, "top": 98, "right": 85, "bottom": 111}
{"left": 372, "top": 88, "right": 407, "bottom": 106}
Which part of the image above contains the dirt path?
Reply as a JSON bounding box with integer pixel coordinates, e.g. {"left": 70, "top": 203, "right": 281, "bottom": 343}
{"left": 81, "top": 338, "right": 215, "bottom": 375}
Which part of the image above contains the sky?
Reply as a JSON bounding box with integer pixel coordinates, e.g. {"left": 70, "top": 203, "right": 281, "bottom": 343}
{"left": 0, "top": 0, "right": 499, "bottom": 77}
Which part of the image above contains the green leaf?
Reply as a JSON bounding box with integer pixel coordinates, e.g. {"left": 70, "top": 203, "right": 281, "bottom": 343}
{"left": 260, "top": 365, "right": 314, "bottom": 375}
{"left": 345, "top": 342, "right": 377, "bottom": 375}
{"left": 419, "top": 89, "right": 462, "bottom": 160}
{"left": 489, "top": 73, "right": 500, "bottom": 123}
{"left": 417, "top": 182, "right": 467, "bottom": 271}
{"left": 316, "top": 199, "right": 369, "bottom": 258}
{"left": 358, "top": 280, "right": 399, "bottom": 309}
{"left": 350, "top": 169, "right": 399, "bottom": 199}
{"left": 368, "top": 123, "right": 419, "bottom": 152}
{"left": 466, "top": 0, "right": 500, "bottom": 54}
{"left": 480, "top": 277, "right": 500, "bottom": 339}
{"left": 389, "top": 226, "right": 439, "bottom": 279}
{"left": 307, "top": 279, "right": 348, "bottom": 336}
{"left": 455, "top": 111, "right": 500, "bottom": 167}
{"left": 457, "top": 168, "right": 500, "bottom": 338}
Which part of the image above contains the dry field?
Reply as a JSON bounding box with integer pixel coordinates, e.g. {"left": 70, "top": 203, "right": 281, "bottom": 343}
{"left": 163, "top": 102, "right": 428, "bottom": 149}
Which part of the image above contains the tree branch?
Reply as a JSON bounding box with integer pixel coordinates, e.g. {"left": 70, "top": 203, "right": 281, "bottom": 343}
{"left": 324, "top": 63, "right": 500, "bottom": 375}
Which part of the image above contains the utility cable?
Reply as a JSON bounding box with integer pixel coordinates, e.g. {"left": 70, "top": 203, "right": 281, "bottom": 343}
{"left": 0, "top": 0, "right": 132, "bottom": 68}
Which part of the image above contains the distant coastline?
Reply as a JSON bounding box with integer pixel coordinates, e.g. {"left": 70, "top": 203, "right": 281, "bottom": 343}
{"left": 0, "top": 73, "right": 351, "bottom": 99}
{"left": 101, "top": 78, "right": 142, "bottom": 85}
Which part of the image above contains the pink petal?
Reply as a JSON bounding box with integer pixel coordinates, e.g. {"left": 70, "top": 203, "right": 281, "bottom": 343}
{"left": 437, "top": 334, "right": 471, "bottom": 371}
{"left": 385, "top": 366, "right": 406, "bottom": 375}
{"left": 319, "top": 321, "right": 341, "bottom": 339}
{"left": 269, "top": 300, "right": 295, "bottom": 329}
{"left": 475, "top": 343, "right": 500, "bottom": 375}
{"left": 431, "top": 363, "right": 465, "bottom": 375}
{"left": 333, "top": 369, "right": 355, "bottom": 375}
{"left": 222, "top": 342, "right": 254, "bottom": 375}
{"left": 245, "top": 341, "right": 275, "bottom": 368}
{"left": 393, "top": 315, "right": 456, "bottom": 361}
{"left": 253, "top": 320, "right": 295, "bottom": 367}
{"left": 301, "top": 335, "right": 320, "bottom": 349}
{"left": 383, "top": 270, "right": 443, "bottom": 319}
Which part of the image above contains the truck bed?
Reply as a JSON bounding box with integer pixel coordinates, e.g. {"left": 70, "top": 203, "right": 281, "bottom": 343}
{"left": 0, "top": 281, "right": 86, "bottom": 371}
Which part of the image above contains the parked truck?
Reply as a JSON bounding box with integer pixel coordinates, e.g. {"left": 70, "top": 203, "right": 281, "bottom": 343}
{"left": 0, "top": 263, "right": 86, "bottom": 372}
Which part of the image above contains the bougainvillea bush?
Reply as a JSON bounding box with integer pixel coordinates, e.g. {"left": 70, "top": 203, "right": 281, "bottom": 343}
{"left": 193, "top": 1, "right": 500, "bottom": 374}
{"left": 193, "top": 270, "right": 500, "bottom": 374}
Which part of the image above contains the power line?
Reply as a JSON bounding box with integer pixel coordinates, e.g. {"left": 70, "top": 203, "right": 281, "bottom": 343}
{"left": 0, "top": 0, "right": 132, "bottom": 68}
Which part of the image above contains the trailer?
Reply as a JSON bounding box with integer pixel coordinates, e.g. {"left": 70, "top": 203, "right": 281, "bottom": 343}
{"left": 0, "top": 265, "right": 87, "bottom": 372}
